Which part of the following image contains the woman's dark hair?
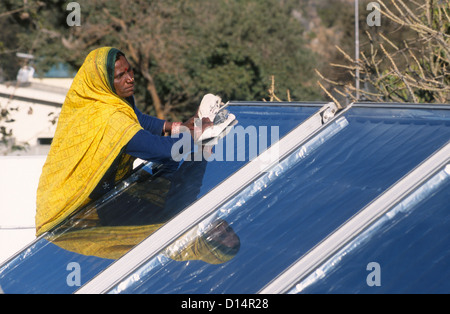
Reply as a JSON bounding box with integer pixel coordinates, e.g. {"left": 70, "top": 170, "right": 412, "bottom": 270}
{"left": 115, "top": 51, "right": 125, "bottom": 62}
{"left": 107, "top": 49, "right": 126, "bottom": 93}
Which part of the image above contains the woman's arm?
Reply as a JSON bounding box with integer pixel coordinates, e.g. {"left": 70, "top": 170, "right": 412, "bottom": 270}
{"left": 134, "top": 106, "right": 166, "bottom": 135}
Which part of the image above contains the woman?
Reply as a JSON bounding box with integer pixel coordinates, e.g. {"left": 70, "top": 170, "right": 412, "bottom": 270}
{"left": 36, "top": 47, "right": 211, "bottom": 235}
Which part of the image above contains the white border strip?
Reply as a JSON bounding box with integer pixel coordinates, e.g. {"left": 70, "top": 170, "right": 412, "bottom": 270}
{"left": 259, "top": 141, "right": 450, "bottom": 294}
{"left": 76, "top": 103, "right": 339, "bottom": 294}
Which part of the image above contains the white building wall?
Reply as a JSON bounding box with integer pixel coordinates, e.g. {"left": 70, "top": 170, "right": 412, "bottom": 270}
{"left": 0, "top": 78, "right": 70, "bottom": 264}
{"left": 0, "top": 156, "right": 46, "bottom": 264}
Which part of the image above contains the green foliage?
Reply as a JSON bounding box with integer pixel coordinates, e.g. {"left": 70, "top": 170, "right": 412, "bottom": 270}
{"left": 1, "top": 0, "right": 323, "bottom": 120}
{"left": 182, "top": 0, "right": 320, "bottom": 104}
{"left": 317, "top": 0, "right": 352, "bottom": 28}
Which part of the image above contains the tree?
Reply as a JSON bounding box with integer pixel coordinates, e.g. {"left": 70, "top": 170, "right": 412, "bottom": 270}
{"left": 317, "top": 0, "right": 449, "bottom": 105}
{"left": 0, "top": 0, "right": 47, "bottom": 81}
{"left": 0, "top": 0, "right": 47, "bottom": 154}
{"left": 9, "top": 0, "right": 321, "bottom": 120}
{"left": 180, "top": 0, "right": 321, "bottom": 104}
{"left": 58, "top": 0, "right": 197, "bottom": 120}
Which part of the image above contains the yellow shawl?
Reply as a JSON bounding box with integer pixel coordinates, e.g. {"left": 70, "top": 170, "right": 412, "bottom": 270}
{"left": 36, "top": 47, "right": 142, "bottom": 235}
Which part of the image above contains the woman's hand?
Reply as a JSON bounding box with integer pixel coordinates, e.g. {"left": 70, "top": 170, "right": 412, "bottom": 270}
{"left": 182, "top": 116, "right": 213, "bottom": 133}
{"left": 165, "top": 116, "right": 214, "bottom": 141}
{"left": 183, "top": 116, "right": 213, "bottom": 141}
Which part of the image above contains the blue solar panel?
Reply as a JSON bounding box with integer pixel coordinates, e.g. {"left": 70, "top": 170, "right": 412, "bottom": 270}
{"left": 189, "top": 104, "right": 319, "bottom": 198}
{"left": 107, "top": 106, "right": 450, "bottom": 294}
{"left": 293, "top": 166, "right": 450, "bottom": 294}
{"left": 1, "top": 103, "right": 449, "bottom": 294}
{"left": 0, "top": 103, "right": 318, "bottom": 294}
{"left": 0, "top": 240, "right": 112, "bottom": 294}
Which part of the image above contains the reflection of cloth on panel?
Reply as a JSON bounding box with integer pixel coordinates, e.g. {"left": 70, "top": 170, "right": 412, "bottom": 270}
{"left": 47, "top": 224, "right": 237, "bottom": 264}
{"left": 35, "top": 47, "right": 142, "bottom": 236}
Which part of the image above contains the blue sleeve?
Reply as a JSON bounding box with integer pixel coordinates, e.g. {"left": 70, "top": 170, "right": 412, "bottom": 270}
{"left": 125, "top": 129, "right": 194, "bottom": 163}
{"left": 134, "top": 106, "right": 166, "bottom": 135}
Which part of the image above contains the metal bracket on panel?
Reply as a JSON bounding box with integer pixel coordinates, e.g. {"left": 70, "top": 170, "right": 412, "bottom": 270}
{"left": 320, "top": 102, "right": 339, "bottom": 124}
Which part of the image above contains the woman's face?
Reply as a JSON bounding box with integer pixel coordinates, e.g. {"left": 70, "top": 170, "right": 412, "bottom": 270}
{"left": 114, "top": 55, "right": 135, "bottom": 98}
{"left": 205, "top": 220, "right": 240, "bottom": 248}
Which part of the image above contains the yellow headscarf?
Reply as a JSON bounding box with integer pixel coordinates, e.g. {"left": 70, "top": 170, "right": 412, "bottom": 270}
{"left": 36, "top": 47, "right": 143, "bottom": 235}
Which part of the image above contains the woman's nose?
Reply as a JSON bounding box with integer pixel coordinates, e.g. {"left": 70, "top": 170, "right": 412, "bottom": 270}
{"left": 126, "top": 74, "right": 134, "bottom": 82}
